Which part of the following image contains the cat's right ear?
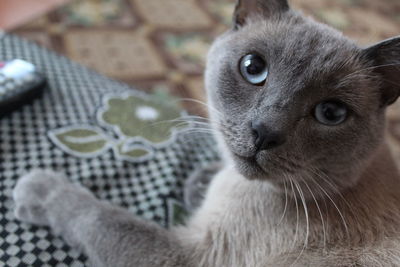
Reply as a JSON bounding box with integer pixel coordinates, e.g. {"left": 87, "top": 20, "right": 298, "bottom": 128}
{"left": 363, "top": 36, "right": 400, "bottom": 107}
{"left": 233, "top": 0, "right": 289, "bottom": 29}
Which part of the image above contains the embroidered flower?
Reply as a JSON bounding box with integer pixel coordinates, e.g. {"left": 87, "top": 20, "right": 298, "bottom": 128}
{"left": 98, "top": 94, "right": 185, "bottom": 144}
{"left": 49, "top": 92, "right": 187, "bottom": 162}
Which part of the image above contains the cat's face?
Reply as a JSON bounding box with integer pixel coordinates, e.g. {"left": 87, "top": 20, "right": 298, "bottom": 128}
{"left": 205, "top": 0, "right": 400, "bottom": 192}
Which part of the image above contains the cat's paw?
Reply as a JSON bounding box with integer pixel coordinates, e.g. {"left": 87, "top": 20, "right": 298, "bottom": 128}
{"left": 13, "top": 169, "right": 68, "bottom": 225}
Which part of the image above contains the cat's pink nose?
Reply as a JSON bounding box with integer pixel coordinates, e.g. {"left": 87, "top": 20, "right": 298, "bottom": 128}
{"left": 251, "top": 121, "right": 286, "bottom": 151}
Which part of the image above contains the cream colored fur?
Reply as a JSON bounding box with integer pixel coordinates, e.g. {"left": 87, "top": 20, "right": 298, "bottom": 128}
{"left": 175, "top": 142, "right": 400, "bottom": 266}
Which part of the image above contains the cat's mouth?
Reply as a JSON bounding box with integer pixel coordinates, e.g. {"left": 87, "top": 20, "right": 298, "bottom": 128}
{"left": 232, "top": 150, "right": 299, "bottom": 180}
{"left": 219, "top": 125, "right": 298, "bottom": 179}
{"left": 232, "top": 153, "right": 271, "bottom": 179}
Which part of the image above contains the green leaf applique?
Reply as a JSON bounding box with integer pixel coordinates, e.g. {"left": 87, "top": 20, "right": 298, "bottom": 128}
{"left": 113, "top": 139, "right": 154, "bottom": 162}
{"left": 48, "top": 125, "right": 113, "bottom": 158}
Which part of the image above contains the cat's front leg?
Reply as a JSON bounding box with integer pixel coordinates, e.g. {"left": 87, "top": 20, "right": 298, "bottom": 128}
{"left": 13, "top": 169, "right": 105, "bottom": 250}
{"left": 13, "top": 170, "right": 189, "bottom": 267}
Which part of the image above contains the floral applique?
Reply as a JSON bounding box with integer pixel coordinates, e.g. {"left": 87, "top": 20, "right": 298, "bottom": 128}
{"left": 49, "top": 92, "right": 188, "bottom": 162}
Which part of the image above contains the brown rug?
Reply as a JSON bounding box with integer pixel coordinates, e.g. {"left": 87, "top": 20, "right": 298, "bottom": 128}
{"left": 11, "top": 0, "right": 400, "bottom": 161}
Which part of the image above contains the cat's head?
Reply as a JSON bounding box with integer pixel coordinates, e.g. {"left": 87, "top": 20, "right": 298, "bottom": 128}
{"left": 205, "top": 0, "right": 400, "bottom": 192}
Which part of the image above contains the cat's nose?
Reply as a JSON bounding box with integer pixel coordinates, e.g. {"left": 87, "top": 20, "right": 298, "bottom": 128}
{"left": 251, "top": 121, "right": 286, "bottom": 151}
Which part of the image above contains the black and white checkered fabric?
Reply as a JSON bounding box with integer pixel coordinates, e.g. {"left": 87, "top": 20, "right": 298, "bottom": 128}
{"left": 0, "top": 34, "right": 219, "bottom": 266}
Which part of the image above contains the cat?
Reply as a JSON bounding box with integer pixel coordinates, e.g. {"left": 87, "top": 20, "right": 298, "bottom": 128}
{"left": 12, "top": 0, "right": 400, "bottom": 266}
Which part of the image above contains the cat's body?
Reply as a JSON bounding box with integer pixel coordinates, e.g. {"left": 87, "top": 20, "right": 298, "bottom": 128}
{"left": 12, "top": 0, "right": 400, "bottom": 266}
{"left": 179, "top": 143, "right": 400, "bottom": 266}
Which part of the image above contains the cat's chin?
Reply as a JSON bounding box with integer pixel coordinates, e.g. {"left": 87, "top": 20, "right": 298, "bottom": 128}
{"left": 232, "top": 153, "right": 276, "bottom": 180}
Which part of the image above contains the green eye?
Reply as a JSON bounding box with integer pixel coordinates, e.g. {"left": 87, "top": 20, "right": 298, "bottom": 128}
{"left": 239, "top": 54, "right": 268, "bottom": 85}
{"left": 314, "top": 100, "right": 348, "bottom": 126}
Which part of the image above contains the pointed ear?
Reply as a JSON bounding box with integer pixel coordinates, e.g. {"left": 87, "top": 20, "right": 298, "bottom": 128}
{"left": 233, "top": 0, "right": 289, "bottom": 29}
{"left": 363, "top": 36, "right": 400, "bottom": 106}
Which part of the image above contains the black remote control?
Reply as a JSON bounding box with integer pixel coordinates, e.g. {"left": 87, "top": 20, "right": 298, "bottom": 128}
{"left": 0, "top": 59, "right": 47, "bottom": 118}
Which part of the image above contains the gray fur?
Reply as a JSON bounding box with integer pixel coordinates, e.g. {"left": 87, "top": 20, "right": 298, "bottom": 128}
{"left": 13, "top": 0, "right": 400, "bottom": 266}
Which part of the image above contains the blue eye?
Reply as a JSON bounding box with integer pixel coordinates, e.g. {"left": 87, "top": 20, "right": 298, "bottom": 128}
{"left": 314, "top": 101, "right": 348, "bottom": 126}
{"left": 239, "top": 54, "right": 268, "bottom": 85}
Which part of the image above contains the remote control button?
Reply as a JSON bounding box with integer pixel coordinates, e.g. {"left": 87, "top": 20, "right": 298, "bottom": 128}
{"left": 5, "top": 83, "right": 14, "bottom": 91}
{"left": 4, "top": 77, "right": 13, "bottom": 84}
{"left": 15, "top": 79, "right": 24, "bottom": 86}
{"left": 23, "top": 73, "right": 35, "bottom": 82}
{"left": 2, "top": 59, "right": 35, "bottom": 79}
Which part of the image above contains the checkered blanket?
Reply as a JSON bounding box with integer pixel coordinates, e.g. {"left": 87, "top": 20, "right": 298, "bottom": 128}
{"left": 0, "top": 34, "right": 218, "bottom": 266}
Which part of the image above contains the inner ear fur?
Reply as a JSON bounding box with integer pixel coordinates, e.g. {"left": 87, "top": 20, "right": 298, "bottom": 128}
{"left": 233, "top": 0, "right": 289, "bottom": 29}
{"left": 363, "top": 36, "right": 400, "bottom": 106}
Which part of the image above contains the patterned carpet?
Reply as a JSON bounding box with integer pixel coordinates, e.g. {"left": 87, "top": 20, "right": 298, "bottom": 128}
{"left": 10, "top": 0, "right": 400, "bottom": 160}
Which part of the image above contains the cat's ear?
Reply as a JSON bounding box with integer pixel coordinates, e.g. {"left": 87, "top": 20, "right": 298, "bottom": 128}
{"left": 363, "top": 36, "right": 400, "bottom": 106}
{"left": 233, "top": 0, "right": 289, "bottom": 29}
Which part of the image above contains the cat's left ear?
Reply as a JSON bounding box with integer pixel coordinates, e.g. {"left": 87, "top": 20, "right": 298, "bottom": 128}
{"left": 233, "top": 0, "right": 289, "bottom": 29}
{"left": 363, "top": 36, "right": 400, "bottom": 106}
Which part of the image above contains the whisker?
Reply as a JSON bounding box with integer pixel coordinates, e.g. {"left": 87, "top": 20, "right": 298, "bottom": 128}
{"left": 341, "top": 62, "right": 400, "bottom": 82}
{"left": 177, "top": 98, "right": 223, "bottom": 117}
{"left": 179, "top": 129, "right": 217, "bottom": 135}
{"left": 147, "top": 116, "right": 212, "bottom": 128}
{"left": 288, "top": 178, "right": 300, "bottom": 250}
{"left": 278, "top": 179, "right": 289, "bottom": 226}
{"left": 293, "top": 179, "right": 309, "bottom": 264}
{"left": 308, "top": 167, "right": 354, "bottom": 216}
{"left": 174, "top": 121, "right": 213, "bottom": 129}
{"left": 299, "top": 175, "right": 327, "bottom": 250}
{"left": 307, "top": 175, "right": 350, "bottom": 244}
